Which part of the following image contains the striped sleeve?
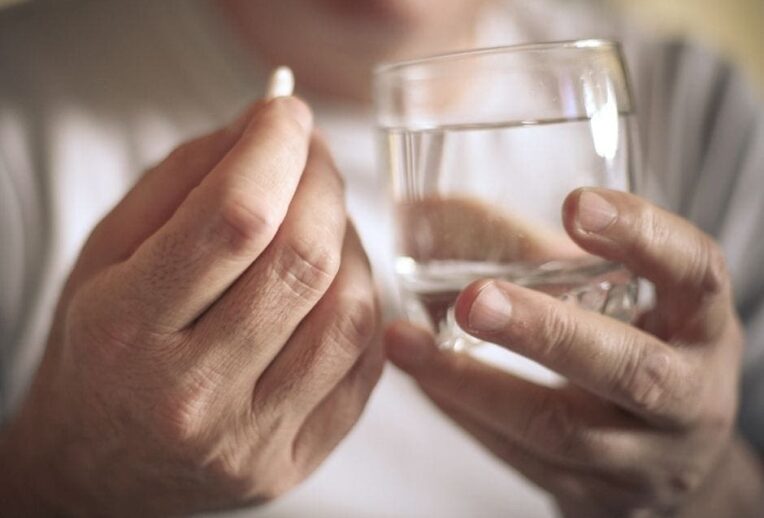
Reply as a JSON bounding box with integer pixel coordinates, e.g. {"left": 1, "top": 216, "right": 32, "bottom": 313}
{"left": 726, "top": 112, "right": 764, "bottom": 452}
{"left": 637, "top": 39, "right": 764, "bottom": 451}
{"left": 0, "top": 153, "right": 24, "bottom": 424}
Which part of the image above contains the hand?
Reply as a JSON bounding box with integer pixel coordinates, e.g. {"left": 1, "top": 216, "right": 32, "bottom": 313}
{"left": 386, "top": 188, "right": 764, "bottom": 517}
{"left": 0, "top": 97, "right": 383, "bottom": 515}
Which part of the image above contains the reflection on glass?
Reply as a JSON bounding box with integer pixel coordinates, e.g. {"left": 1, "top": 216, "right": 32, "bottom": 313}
{"left": 375, "top": 41, "right": 641, "bottom": 351}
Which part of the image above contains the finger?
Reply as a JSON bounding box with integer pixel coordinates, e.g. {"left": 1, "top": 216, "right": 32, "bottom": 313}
{"left": 69, "top": 102, "right": 265, "bottom": 289}
{"left": 84, "top": 102, "right": 266, "bottom": 265}
{"left": 562, "top": 188, "right": 732, "bottom": 329}
{"left": 451, "top": 280, "right": 697, "bottom": 425}
{"left": 290, "top": 339, "right": 385, "bottom": 474}
{"left": 388, "top": 324, "right": 699, "bottom": 510}
{"left": 431, "top": 381, "right": 656, "bottom": 479}
{"left": 254, "top": 225, "right": 379, "bottom": 423}
{"left": 429, "top": 393, "right": 592, "bottom": 500}
{"left": 108, "top": 96, "right": 314, "bottom": 330}
{"left": 385, "top": 323, "right": 684, "bottom": 464}
{"left": 388, "top": 323, "right": 689, "bottom": 498}
{"left": 386, "top": 322, "right": 621, "bottom": 465}
{"left": 192, "top": 134, "right": 346, "bottom": 379}
{"left": 437, "top": 401, "right": 644, "bottom": 517}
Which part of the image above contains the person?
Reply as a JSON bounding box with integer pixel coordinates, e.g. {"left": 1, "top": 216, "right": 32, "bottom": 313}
{"left": 0, "top": 0, "right": 762, "bottom": 516}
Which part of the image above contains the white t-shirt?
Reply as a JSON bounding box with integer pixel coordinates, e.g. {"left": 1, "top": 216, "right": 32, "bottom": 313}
{"left": 1, "top": 1, "right": 762, "bottom": 516}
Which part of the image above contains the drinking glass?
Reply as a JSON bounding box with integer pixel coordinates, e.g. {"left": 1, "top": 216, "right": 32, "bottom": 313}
{"left": 374, "top": 40, "right": 641, "bottom": 352}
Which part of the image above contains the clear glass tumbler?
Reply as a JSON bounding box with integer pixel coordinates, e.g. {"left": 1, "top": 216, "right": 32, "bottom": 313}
{"left": 374, "top": 40, "right": 641, "bottom": 352}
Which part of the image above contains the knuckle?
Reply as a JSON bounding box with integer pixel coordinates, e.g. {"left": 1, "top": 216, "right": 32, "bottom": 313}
{"left": 273, "top": 237, "right": 340, "bottom": 300}
{"left": 204, "top": 449, "right": 263, "bottom": 502}
{"left": 200, "top": 458, "right": 264, "bottom": 505}
{"left": 617, "top": 346, "right": 674, "bottom": 417}
{"left": 634, "top": 204, "right": 666, "bottom": 250}
{"left": 697, "top": 237, "right": 729, "bottom": 296}
{"left": 153, "top": 399, "right": 207, "bottom": 451}
{"left": 612, "top": 455, "right": 710, "bottom": 510}
{"left": 664, "top": 463, "right": 706, "bottom": 501}
{"left": 217, "top": 187, "right": 278, "bottom": 256}
{"left": 207, "top": 442, "right": 301, "bottom": 504}
{"left": 328, "top": 293, "right": 378, "bottom": 360}
{"left": 634, "top": 203, "right": 730, "bottom": 299}
{"left": 206, "top": 462, "right": 257, "bottom": 503}
{"left": 152, "top": 370, "right": 220, "bottom": 448}
{"left": 536, "top": 305, "right": 577, "bottom": 363}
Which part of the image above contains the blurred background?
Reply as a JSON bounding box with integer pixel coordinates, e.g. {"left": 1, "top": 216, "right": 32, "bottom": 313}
{"left": 608, "top": 0, "right": 763, "bottom": 90}
{"left": 1, "top": 0, "right": 761, "bottom": 90}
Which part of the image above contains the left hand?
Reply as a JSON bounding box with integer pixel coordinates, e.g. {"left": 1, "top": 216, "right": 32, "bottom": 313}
{"left": 386, "top": 188, "right": 762, "bottom": 517}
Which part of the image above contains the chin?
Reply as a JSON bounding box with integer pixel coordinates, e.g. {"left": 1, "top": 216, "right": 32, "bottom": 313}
{"left": 317, "top": 0, "right": 435, "bottom": 27}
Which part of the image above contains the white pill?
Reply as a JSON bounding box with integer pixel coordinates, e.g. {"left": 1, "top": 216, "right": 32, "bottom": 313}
{"left": 265, "top": 66, "right": 295, "bottom": 99}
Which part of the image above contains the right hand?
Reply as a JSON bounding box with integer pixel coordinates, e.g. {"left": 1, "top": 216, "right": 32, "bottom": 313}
{"left": 0, "top": 97, "right": 383, "bottom": 515}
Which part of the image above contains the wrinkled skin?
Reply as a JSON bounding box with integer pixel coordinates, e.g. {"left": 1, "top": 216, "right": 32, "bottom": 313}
{"left": 1, "top": 0, "right": 762, "bottom": 515}
{"left": 387, "top": 188, "right": 764, "bottom": 517}
{"left": 0, "top": 98, "right": 383, "bottom": 515}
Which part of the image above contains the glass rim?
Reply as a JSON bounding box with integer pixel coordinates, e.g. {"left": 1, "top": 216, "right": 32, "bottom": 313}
{"left": 373, "top": 39, "right": 621, "bottom": 76}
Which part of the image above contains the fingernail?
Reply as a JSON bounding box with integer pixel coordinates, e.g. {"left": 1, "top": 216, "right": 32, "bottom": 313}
{"left": 387, "top": 325, "right": 434, "bottom": 368}
{"left": 577, "top": 191, "right": 618, "bottom": 233}
{"left": 468, "top": 282, "right": 512, "bottom": 333}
